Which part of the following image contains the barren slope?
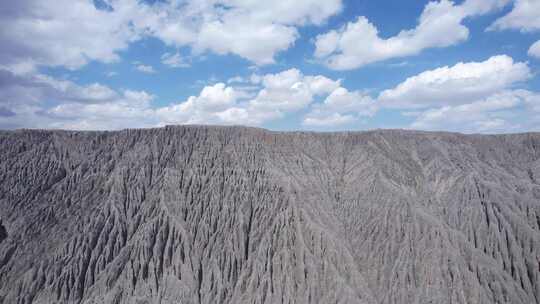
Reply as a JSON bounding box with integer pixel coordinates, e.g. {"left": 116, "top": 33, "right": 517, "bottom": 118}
{"left": 0, "top": 126, "right": 539, "bottom": 304}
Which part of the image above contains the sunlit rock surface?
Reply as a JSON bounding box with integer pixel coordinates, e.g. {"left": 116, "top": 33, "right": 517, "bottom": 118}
{"left": 0, "top": 126, "right": 539, "bottom": 304}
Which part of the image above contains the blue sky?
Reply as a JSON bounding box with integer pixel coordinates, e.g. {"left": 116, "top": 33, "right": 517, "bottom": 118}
{"left": 0, "top": 0, "right": 539, "bottom": 133}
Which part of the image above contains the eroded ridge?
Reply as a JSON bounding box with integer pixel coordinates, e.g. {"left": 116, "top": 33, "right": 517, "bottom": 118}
{"left": 0, "top": 126, "right": 539, "bottom": 304}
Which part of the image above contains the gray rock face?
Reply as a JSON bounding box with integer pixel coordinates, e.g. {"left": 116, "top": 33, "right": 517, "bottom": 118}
{"left": 0, "top": 125, "right": 539, "bottom": 304}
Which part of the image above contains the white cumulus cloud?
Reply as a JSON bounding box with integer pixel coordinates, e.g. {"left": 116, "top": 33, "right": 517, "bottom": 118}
{"left": 488, "top": 0, "right": 540, "bottom": 32}
{"left": 161, "top": 52, "right": 190, "bottom": 68}
{"left": 156, "top": 83, "right": 245, "bottom": 125}
{"left": 135, "top": 64, "right": 156, "bottom": 74}
{"left": 378, "top": 55, "right": 531, "bottom": 108}
{"left": 303, "top": 87, "right": 377, "bottom": 127}
{"left": 314, "top": 0, "right": 509, "bottom": 70}
{"left": 529, "top": 40, "right": 540, "bottom": 59}
{"left": 410, "top": 90, "right": 538, "bottom": 133}
{"left": 376, "top": 55, "right": 539, "bottom": 133}
{"left": 0, "top": 0, "right": 343, "bottom": 70}
{"left": 0, "top": 0, "right": 139, "bottom": 70}
{"left": 0, "top": 65, "right": 378, "bottom": 130}
{"left": 250, "top": 69, "right": 336, "bottom": 111}
{"left": 303, "top": 113, "right": 356, "bottom": 127}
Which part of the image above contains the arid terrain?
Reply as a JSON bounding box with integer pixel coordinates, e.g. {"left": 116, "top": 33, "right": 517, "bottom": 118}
{"left": 0, "top": 126, "right": 539, "bottom": 304}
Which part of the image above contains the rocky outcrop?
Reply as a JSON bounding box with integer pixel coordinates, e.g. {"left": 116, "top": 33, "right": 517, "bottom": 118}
{"left": 0, "top": 126, "right": 539, "bottom": 304}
